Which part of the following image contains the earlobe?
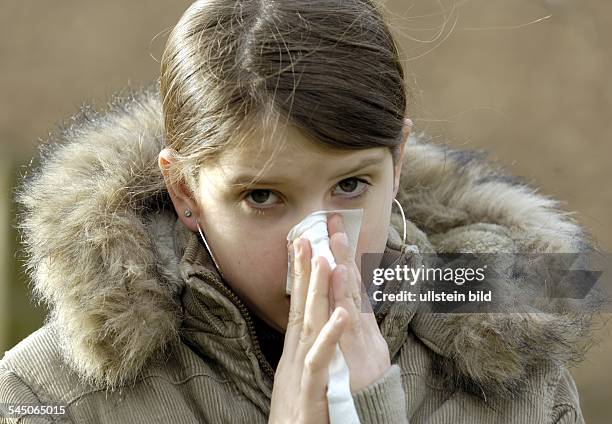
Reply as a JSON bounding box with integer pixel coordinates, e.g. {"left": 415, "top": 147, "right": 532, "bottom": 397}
{"left": 392, "top": 158, "right": 402, "bottom": 198}
{"left": 393, "top": 118, "right": 411, "bottom": 197}
{"left": 393, "top": 176, "right": 400, "bottom": 199}
{"left": 402, "top": 118, "right": 412, "bottom": 140}
{"left": 158, "top": 149, "right": 200, "bottom": 233}
{"left": 172, "top": 183, "right": 201, "bottom": 233}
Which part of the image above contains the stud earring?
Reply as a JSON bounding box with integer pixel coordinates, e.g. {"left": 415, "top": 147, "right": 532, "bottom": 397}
{"left": 184, "top": 209, "right": 192, "bottom": 218}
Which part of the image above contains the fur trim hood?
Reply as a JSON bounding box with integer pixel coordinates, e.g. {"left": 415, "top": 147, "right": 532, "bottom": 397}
{"left": 14, "top": 83, "right": 597, "bottom": 399}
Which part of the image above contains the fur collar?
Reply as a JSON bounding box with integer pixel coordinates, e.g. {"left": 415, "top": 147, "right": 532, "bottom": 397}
{"left": 15, "top": 83, "right": 595, "bottom": 398}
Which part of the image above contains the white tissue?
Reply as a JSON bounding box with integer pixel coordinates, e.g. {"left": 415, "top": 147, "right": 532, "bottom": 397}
{"left": 286, "top": 209, "right": 363, "bottom": 297}
{"left": 286, "top": 209, "right": 363, "bottom": 424}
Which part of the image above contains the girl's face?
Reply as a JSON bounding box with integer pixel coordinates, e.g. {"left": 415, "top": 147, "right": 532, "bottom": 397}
{"left": 167, "top": 124, "right": 406, "bottom": 332}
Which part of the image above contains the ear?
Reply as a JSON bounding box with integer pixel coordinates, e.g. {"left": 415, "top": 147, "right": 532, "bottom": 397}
{"left": 392, "top": 118, "right": 412, "bottom": 198}
{"left": 158, "top": 148, "right": 200, "bottom": 233}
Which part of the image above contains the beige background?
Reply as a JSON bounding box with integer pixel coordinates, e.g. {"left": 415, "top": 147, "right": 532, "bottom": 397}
{"left": 1, "top": 0, "right": 610, "bottom": 422}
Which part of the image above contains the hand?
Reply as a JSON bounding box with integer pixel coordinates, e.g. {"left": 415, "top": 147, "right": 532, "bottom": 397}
{"left": 326, "top": 213, "right": 391, "bottom": 392}
{"left": 269, "top": 237, "right": 349, "bottom": 424}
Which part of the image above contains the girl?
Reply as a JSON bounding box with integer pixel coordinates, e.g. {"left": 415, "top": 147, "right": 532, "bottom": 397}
{"left": 1, "top": 0, "right": 595, "bottom": 423}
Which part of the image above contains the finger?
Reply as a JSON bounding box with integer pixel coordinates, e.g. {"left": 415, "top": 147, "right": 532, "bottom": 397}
{"left": 327, "top": 217, "right": 362, "bottom": 310}
{"left": 355, "top": 263, "right": 374, "bottom": 315}
{"left": 331, "top": 265, "right": 364, "bottom": 340}
{"left": 349, "top": 263, "right": 380, "bottom": 331}
{"left": 328, "top": 214, "right": 352, "bottom": 266}
{"left": 351, "top": 263, "right": 365, "bottom": 311}
{"left": 300, "top": 255, "right": 332, "bottom": 349}
{"left": 349, "top": 264, "right": 381, "bottom": 336}
{"left": 300, "top": 307, "right": 348, "bottom": 401}
{"left": 327, "top": 214, "right": 368, "bottom": 331}
{"left": 327, "top": 213, "right": 347, "bottom": 255}
{"left": 284, "top": 237, "right": 312, "bottom": 355}
{"left": 327, "top": 212, "right": 355, "bottom": 280}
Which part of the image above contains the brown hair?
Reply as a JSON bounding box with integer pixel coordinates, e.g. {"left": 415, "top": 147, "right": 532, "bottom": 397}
{"left": 160, "top": 0, "right": 408, "bottom": 193}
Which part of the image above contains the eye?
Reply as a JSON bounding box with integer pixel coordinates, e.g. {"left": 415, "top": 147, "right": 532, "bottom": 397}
{"left": 333, "top": 177, "right": 371, "bottom": 198}
{"left": 244, "top": 189, "right": 279, "bottom": 208}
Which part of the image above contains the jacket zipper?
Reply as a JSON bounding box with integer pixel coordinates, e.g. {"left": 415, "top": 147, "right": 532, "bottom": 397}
{"left": 206, "top": 276, "right": 277, "bottom": 383}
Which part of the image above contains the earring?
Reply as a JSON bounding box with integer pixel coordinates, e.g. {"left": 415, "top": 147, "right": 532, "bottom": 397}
{"left": 393, "top": 198, "right": 407, "bottom": 245}
{"left": 196, "top": 220, "right": 225, "bottom": 279}
{"left": 182, "top": 209, "right": 224, "bottom": 278}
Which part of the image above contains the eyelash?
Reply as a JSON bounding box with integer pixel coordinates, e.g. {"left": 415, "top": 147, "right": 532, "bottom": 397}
{"left": 242, "top": 177, "right": 372, "bottom": 214}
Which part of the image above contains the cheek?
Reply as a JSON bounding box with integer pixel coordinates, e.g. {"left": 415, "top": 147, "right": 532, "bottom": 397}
{"left": 211, "top": 221, "right": 290, "bottom": 297}
{"left": 196, "top": 198, "right": 286, "bottom": 285}
{"left": 355, "top": 203, "right": 392, "bottom": 272}
{"left": 238, "top": 240, "right": 288, "bottom": 285}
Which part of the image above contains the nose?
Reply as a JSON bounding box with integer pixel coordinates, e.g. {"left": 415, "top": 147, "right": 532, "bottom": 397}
{"left": 295, "top": 198, "right": 338, "bottom": 222}
{"left": 286, "top": 202, "right": 333, "bottom": 249}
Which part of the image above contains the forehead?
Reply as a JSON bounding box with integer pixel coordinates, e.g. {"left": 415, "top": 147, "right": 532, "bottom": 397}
{"left": 225, "top": 123, "right": 339, "bottom": 162}
{"left": 218, "top": 123, "right": 387, "bottom": 172}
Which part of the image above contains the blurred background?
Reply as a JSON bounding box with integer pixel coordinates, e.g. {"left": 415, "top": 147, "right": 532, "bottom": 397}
{"left": 1, "top": 0, "right": 610, "bottom": 421}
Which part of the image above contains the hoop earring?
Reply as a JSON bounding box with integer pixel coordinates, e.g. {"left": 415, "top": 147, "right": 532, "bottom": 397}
{"left": 393, "top": 198, "right": 407, "bottom": 245}
{"left": 195, "top": 219, "right": 225, "bottom": 279}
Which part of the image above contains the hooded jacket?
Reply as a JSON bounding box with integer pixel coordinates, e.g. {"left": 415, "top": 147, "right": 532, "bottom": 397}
{"left": 0, "top": 84, "right": 595, "bottom": 423}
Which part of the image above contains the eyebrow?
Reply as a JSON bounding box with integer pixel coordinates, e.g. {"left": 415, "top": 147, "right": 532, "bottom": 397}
{"left": 227, "top": 153, "right": 385, "bottom": 188}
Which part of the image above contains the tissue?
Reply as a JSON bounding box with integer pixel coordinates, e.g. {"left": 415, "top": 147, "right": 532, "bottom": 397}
{"left": 286, "top": 209, "right": 363, "bottom": 424}
{"left": 286, "top": 209, "right": 363, "bottom": 297}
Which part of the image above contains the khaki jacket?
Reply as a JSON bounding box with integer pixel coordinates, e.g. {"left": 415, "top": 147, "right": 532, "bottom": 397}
{"left": 0, "top": 85, "right": 593, "bottom": 423}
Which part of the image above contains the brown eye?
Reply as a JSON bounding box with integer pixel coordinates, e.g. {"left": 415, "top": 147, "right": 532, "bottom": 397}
{"left": 245, "top": 189, "right": 279, "bottom": 208}
{"left": 250, "top": 190, "right": 270, "bottom": 204}
{"left": 334, "top": 177, "right": 370, "bottom": 197}
{"left": 338, "top": 179, "right": 358, "bottom": 193}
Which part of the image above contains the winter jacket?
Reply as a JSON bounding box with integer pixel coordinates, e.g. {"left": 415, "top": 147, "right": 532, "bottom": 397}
{"left": 0, "top": 84, "right": 594, "bottom": 423}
